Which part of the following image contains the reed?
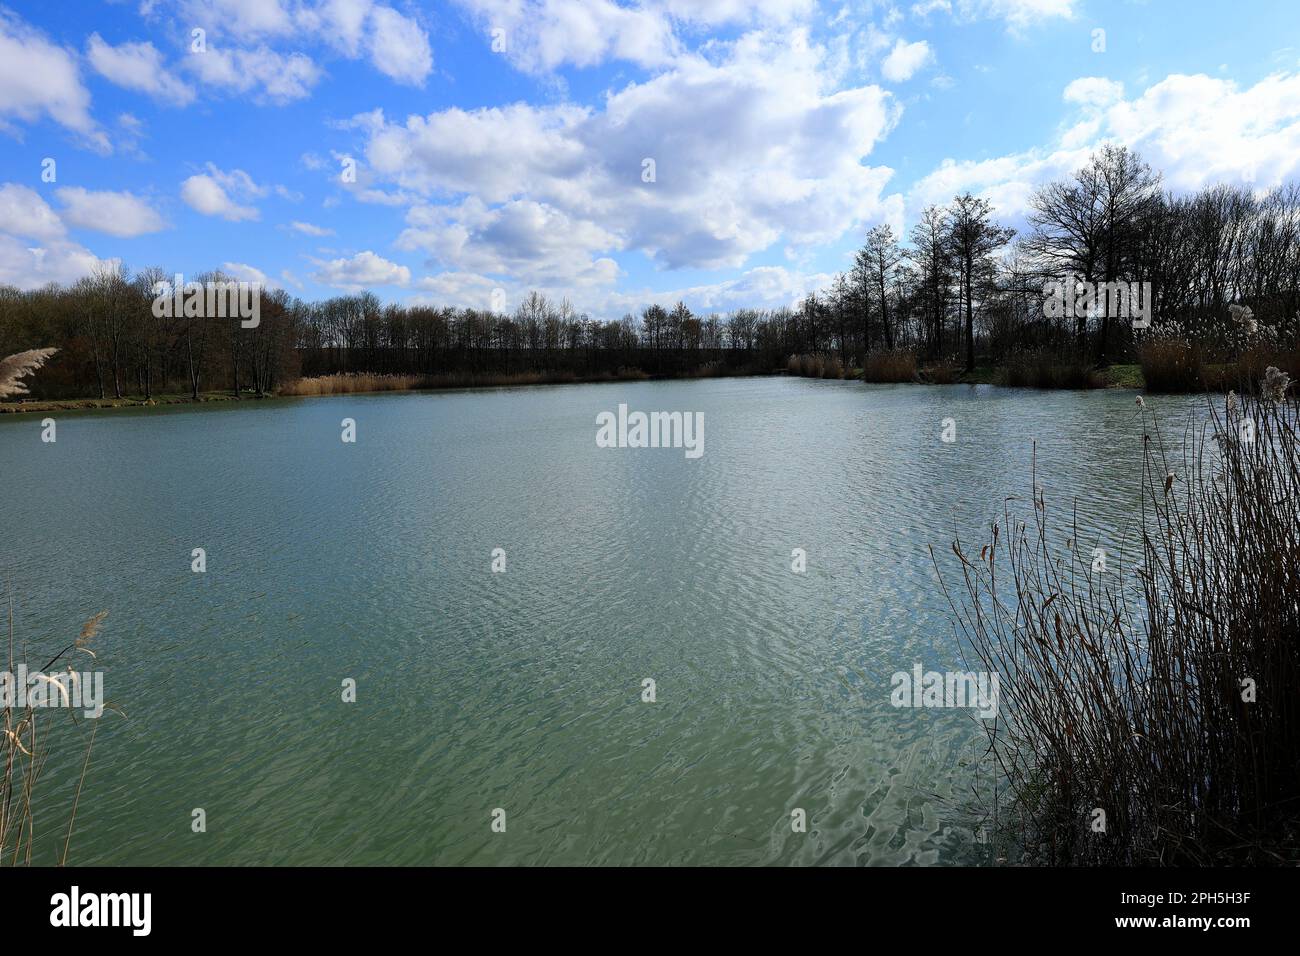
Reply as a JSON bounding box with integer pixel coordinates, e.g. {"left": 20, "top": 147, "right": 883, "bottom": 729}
{"left": 0, "top": 349, "right": 58, "bottom": 400}
{"left": 861, "top": 349, "right": 917, "bottom": 383}
{"left": 785, "top": 353, "right": 846, "bottom": 379}
{"left": 279, "top": 367, "right": 651, "bottom": 396}
{"left": 936, "top": 387, "right": 1300, "bottom": 864}
{"left": 1, "top": 585, "right": 108, "bottom": 866}
{"left": 1000, "top": 349, "right": 1104, "bottom": 389}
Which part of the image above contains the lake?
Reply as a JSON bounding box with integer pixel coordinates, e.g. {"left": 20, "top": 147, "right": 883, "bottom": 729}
{"left": 0, "top": 377, "right": 1203, "bottom": 865}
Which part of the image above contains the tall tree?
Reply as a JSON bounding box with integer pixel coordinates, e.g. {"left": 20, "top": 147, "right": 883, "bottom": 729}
{"left": 947, "top": 193, "right": 1015, "bottom": 372}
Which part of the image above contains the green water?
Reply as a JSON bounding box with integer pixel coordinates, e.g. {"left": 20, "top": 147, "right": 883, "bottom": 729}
{"left": 0, "top": 377, "right": 1200, "bottom": 865}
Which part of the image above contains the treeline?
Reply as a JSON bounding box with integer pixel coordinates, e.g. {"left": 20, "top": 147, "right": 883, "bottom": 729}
{"left": 0, "top": 274, "right": 833, "bottom": 401}
{"left": 797, "top": 144, "right": 1300, "bottom": 375}
{"left": 0, "top": 268, "right": 304, "bottom": 401}
{"left": 3, "top": 145, "right": 1299, "bottom": 401}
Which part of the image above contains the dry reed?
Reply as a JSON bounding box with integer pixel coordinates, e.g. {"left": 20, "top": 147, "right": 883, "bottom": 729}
{"left": 936, "top": 389, "right": 1300, "bottom": 864}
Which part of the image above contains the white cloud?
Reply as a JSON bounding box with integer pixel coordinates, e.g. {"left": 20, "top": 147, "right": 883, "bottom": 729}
{"left": 978, "top": 0, "right": 1077, "bottom": 29}
{"left": 0, "top": 234, "right": 113, "bottom": 290}
{"left": 221, "top": 261, "right": 279, "bottom": 287}
{"left": 0, "top": 184, "right": 67, "bottom": 242}
{"left": 658, "top": 0, "right": 816, "bottom": 24}
{"left": 172, "top": 0, "right": 296, "bottom": 37}
{"left": 909, "top": 70, "right": 1300, "bottom": 220}
{"left": 56, "top": 188, "right": 168, "bottom": 237}
{"left": 314, "top": 250, "right": 411, "bottom": 288}
{"left": 180, "top": 164, "right": 265, "bottom": 221}
{"left": 911, "top": 0, "right": 952, "bottom": 19}
{"left": 0, "top": 186, "right": 113, "bottom": 288}
{"left": 408, "top": 270, "right": 500, "bottom": 308}
{"left": 397, "top": 197, "right": 620, "bottom": 288}
{"left": 453, "top": 0, "right": 680, "bottom": 74}
{"left": 290, "top": 221, "right": 335, "bottom": 236}
{"left": 0, "top": 11, "right": 107, "bottom": 152}
{"left": 605, "top": 264, "right": 835, "bottom": 314}
{"left": 185, "top": 44, "right": 321, "bottom": 103}
{"left": 365, "top": 6, "right": 433, "bottom": 85}
{"left": 172, "top": 0, "right": 432, "bottom": 87}
{"left": 360, "top": 29, "right": 900, "bottom": 277}
{"left": 880, "top": 38, "right": 932, "bottom": 82}
{"left": 1063, "top": 76, "right": 1124, "bottom": 108}
{"left": 86, "top": 34, "right": 195, "bottom": 105}
{"left": 409, "top": 262, "right": 834, "bottom": 317}
{"left": 912, "top": 0, "right": 1075, "bottom": 29}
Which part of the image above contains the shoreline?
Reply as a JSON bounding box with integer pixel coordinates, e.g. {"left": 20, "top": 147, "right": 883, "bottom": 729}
{"left": 0, "top": 364, "right": 1151, "bottom": 416}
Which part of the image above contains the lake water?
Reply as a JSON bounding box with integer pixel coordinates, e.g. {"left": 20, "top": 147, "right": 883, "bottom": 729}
{"left": 0, "top": 377, "right": 1203, "bottom": 865}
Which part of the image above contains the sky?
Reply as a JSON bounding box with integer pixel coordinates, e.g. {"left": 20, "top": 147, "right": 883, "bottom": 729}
{"left": 1, "top": 0, "right": 1299, "bottom": 319}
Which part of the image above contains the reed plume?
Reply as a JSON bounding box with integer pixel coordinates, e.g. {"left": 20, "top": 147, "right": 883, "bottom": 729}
{"left": 0, "top": 349, "right": 59, "bottom": 400}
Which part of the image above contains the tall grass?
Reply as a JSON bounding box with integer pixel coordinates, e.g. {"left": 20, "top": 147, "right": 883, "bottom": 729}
{"left": 1138, "top": 338, "right": 1207, "bottom": 392}
{"left": 280, "top": 367, "right": 650, "bottom": 396}
{"left": 785, "top": 353, "right": 847, "bottom": 379}
{"left": 1000, "top": 349, "right": 1104, "bottom": 390}
{"left": 937, "top": 390, "right": 1300, "bottom": 864}
{"left": 861, "top": 349, "right": 917, "bottom": 383}
{"left": 1140, "top": 336, "right": 1300, "bottom": 394}
{"left": 1, "top": 587, "right": 108, "bottom": 866}
{"left": 917, "top": 359, "right": 962, "bottom": 385}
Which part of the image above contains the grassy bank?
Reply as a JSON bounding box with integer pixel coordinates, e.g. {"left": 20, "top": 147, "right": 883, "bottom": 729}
{"left": 0, "top": 391, "right": 248, "bottom": 415}
{"left": 1, "top": 355, "right": 1278, "bottom": 417}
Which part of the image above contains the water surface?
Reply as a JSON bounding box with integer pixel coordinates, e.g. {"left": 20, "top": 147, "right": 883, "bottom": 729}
{"left": 0, "top": 377, "right": 1202, "bottom": 865}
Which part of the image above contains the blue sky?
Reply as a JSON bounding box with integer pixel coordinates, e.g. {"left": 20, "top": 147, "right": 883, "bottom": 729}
{"left": 2, "top": 0, "right": 1299, "bottom": 318}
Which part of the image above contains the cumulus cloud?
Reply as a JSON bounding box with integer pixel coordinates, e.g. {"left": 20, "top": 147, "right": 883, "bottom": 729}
{"left": 0, "top": 183, "right": 68, "bottom": 242}
{"left": 184, "top": 44, "right": 322, "bottom": 103}
{"left": 365, "top": 6, "right": 433, "bottom": 85}
{"left": 359, "top": 29, "right": 899, "bottom": 281}
{"left": 171, "top": 0, "right": 433, "bottom": 87}
{"left": 397, "top": 198, "right": 620, "bottom": 288}
{"left": 453, "top": 0, "right": 680, "bottom": 74}
{"left": 880, "top": 38, "right": 931, "bottom": 82}
{"left": 180, "top": 163, "right": 265, "bottom": 221}
{"left": 314, "top": 250, "right": 411, "bottom": 288}
{"left": 0, "top": 234, "right": 113, "bottom": 290}
{"left": 1063, "top": 76, "right": 1124, "bottom": 108}
{"left": 453, "top": 0, "right": 826, "bottom": 75}
{"left": 909, "top": 70, "right": 1300, "bottom": 220}
{"left": 0, "top": 11, "right": 107, "bottom": 152}
{"left": 56, "top": 187, "right": 168, "bottom": 237}
{"left": 0, "top": 184, "right": 112, "bottom": 289}
{"left": 86, "top": 34, "right": 195, "bottom": 105}
{"left": 221, "top": 261, "right": 279, "bottom": 287}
